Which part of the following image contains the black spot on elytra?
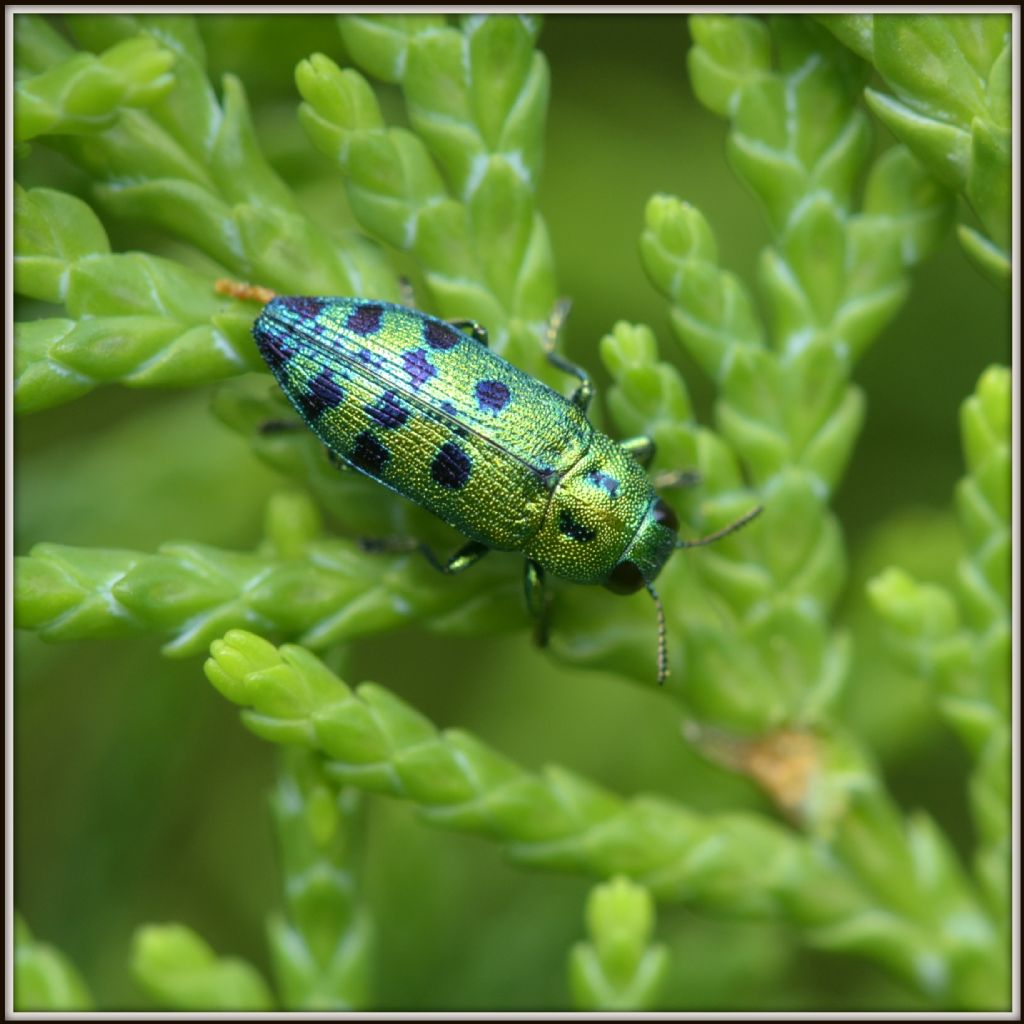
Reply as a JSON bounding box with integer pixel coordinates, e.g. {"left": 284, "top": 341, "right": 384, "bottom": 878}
{"left": 346, "top": 303, "right": 384, "bottom": 336}
{"left": 403, "top": 348, "right": 436, "bottom": 390}
{"left": 279, "top": 295, "right": 328, "bottom": 319}
{"left": 297, "top": 369, "right": 345, "bottom": 420}
{"left": 588, "top": 470, "right": 620, "bottom": 498}
{"left": 424, "top": 319, "right": 461, "bottom": 350}
{"left": 476, "top": 379, "right": 510, "bottom": 413}
{"left": 440, "top": 401, "right": 459, "bottom": 418}
{"left": 431, "top": 441, "right": 472, "bottom": 489}
{"left": 558, "top": 509, "right": 596, "bottom": 543}
{"left": 350, "top": 430, "right": 390, "bottom": 476}
{"left": 365, "top": 390, "right": 409, "bottom": 429}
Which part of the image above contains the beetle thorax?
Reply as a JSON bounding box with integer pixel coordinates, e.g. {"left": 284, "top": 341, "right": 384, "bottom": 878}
{"left": 523, "top": 436, "right": 656, "bottom": 585}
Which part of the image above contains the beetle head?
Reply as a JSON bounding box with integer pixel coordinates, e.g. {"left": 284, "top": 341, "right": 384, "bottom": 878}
{"left": 602, "top": 496, "right": 678, "bottom": 596}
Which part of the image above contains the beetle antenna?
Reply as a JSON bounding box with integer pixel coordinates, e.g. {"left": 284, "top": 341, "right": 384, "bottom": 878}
{"left": 645, "top": 581, "right": 668, "bottom": 685}
{"left": 543, "top": 297, "right": 573, "bottom": 353}
{"left": 676, "top": 505, "right": 763, "bottom": 549}
{"left": 215, "top": 278, "right": 277, "bottom": 305}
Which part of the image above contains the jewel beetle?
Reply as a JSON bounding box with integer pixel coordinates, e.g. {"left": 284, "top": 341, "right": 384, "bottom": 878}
{"left": 217, "top": 280, "right": 761, "bottom": 684}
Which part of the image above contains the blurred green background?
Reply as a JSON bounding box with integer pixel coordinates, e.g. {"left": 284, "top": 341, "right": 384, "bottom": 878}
{"left": 14, "top": 14, "right": 1010, "bottom": 1010}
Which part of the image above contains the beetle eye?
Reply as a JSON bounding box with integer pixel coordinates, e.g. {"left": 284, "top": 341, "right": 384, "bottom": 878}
{"left": 606, "top": 559, "right": 645, "bottom": 595}
{"left": 652, "top": 498, "right": 678, "bottom": 533}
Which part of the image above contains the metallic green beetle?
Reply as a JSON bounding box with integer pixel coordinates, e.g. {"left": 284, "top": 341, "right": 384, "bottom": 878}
{"left": 218, "top": 280, "right": 759, "bottom": 683}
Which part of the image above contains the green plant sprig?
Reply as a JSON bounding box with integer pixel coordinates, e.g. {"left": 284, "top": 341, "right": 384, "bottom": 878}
{"left": 568, "top": 877, "right": 669, "bottom": 1011}
{"left": 124, "top": 748, "right": 369, "bottom": 1011}
{"left": 14, "top": 492, "right": 522, "bottom": 658}
{"left": 16, "top": 14, "right": 394, "bottom": 302}
{"left": 205, "top": 628, "right": 1002, "bottom": 1006}
{"left": 13, "top": 480, "right": 671, "bottom": 699}
{"left": 591, "top": 18, "right": 1004, "bottom": 1007}
{"left": 631, "top": 14, "right": 946, "bottom": 730}
{"left": 14, "top": 185, "right": 259, "bottom": 413}
{"left": 14, "top": 25, "right": 176, "bottom": 144}
{"left": 817, "top": 13, "right": 1011, "bottom": 286}
{"left": 131, "top": 924, "right": 273, "bottom": 1011}
{"left": 266, "top": 748, "right": 372, "bottom": 1010}
{"left": 868, "top": 366, "right": 1011, "bottom": 933}
{"left": 613, "top": 16, "right": 951, "bottom": 736}
{"left": 14, "top": 916, "right": 94, "bottom": 1012}
{"left": 298, "top": 13, "right": 557, "bottom": 372}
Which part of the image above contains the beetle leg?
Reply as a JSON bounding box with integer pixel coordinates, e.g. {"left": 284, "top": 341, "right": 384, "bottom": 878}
{"left": 618, "top": 435, "right": 656, "bottom": 468}
{"left": 325, "top": 448, "right": 351, "bottom": 472}
{"left": 620, "top": 437, "right": 701, "bottom": 488}
{"left": 430, "top": 540, "right": 491, "bottom": 574}
{"left": 550, "top": 352, "right": 593, "bottom": 413}
{"left": 524, "top": 559, "right": 552, "bottom": 647}
{"left": 541, "top": 298, "right": 593, "bottom": 413}
{"left": 448, "top": 320, "right": 489, "bottom": 347}
{"left": 258, "top": 418, "right": 305, "bottom": 435}
{"left": 359, "top": 536, "right": 490, "bottom": 575}
{"left": 358, "top": 536, "right": 418, "bottom": 555}
{"left": 654, "top": 469, "right": 701, "bottom": 490}
{"left": 398, "top": 278, "right": 486, "bottom": 345}
{"left": 398, "top": 276, "right": 417, "bottom": 307}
